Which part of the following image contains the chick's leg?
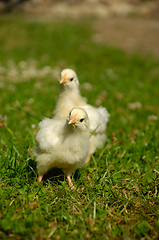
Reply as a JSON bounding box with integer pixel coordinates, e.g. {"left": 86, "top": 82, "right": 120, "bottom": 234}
{"left": 66, "top": 174, "right": 75, "bottom": 190}
{"left": 38, "top": 174, "right": 43, "bottom": 182}
{"left": 62, "top": 168, "right": 75, "bottom": 190}
{"left": 86, "top": 155, "right": 92, "bottom": 163}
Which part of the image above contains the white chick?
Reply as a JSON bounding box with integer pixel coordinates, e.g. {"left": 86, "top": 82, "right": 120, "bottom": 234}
{"left": 53, "top": 69, "right": 110, "bottom": 160}
{"left": 33, "top": 107, "right": 90, "bottom": 189}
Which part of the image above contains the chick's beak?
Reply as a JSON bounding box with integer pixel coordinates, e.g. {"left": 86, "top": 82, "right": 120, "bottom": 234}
{"left": 60, "top": 73, "right": 67, "bottom": 84}
{"left": 68, "top": 113, "right": 77, "bottom": 125}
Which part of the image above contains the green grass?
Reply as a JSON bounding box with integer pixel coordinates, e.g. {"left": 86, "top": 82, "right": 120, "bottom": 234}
{"left": 0, "top": 15, "right": 159, "bottom": 239}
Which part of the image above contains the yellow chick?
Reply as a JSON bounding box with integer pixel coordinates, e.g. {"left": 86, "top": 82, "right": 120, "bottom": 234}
{"left": 53, "top": 69, "right": 110, "bottom": 161}
{"left": 34, "top": 107, "right": 90, "bottom": 189}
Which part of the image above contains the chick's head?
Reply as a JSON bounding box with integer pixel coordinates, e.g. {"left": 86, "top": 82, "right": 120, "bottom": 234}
{"left": 67, "top": 107, "right": 89, "bottom": 131}
{"left": 59, "top": 69, "right": 79, "bottom": 90}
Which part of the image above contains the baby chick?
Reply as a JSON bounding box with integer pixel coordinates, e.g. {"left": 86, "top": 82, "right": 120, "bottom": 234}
{"left": 33, "top": 107, "right": 90, "bottom": 190}
{"left": 53, "top": 69, "right": 110, "bottom": 160}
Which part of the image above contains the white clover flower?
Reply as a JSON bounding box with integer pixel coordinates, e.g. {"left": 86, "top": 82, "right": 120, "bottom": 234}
{"left": 148, "top": 115, "right": 158, "bottom": 121}
{"left": 19, "top": 61, "right": 28, "bottom": 70}
{"left": 7, "top": 68, "right": 19, "bottom": 82}
{"left": 81, "top": 82, "right": 93, "bottom": 91}
{"left": 127, "top": 101, "right": 142, "bottom": 110}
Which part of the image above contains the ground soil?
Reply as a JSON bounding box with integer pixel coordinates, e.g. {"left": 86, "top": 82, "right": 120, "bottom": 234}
{"left": 93, "top": 17, "right": 159, "bottom": 59}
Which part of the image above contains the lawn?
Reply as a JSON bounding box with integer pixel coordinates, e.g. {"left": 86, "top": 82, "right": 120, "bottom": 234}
{"left": 0, "top": 15, "right": 159, "bottom": 239}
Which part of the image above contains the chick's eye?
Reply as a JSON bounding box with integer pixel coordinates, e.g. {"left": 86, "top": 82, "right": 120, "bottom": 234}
{"left": 80, "top": 118, "right": 84, "bottom": 122}
{"left": 70, "top": 78, "right": 73, "bottom": 81}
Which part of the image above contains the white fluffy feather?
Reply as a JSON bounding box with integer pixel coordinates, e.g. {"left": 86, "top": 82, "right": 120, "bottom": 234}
{"left": 33, "top": 107, "right": 90, "bottom": 189}
{"left": 53, "top": 69, "right": 110, "bottom": 157}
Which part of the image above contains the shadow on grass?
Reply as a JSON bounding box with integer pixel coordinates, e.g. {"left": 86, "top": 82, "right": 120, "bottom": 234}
{"left": 27, "top": 158, "right": 80, "bottom": 185}
{"left": 43, "top": 168, "right": 80, "bottom": 185}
